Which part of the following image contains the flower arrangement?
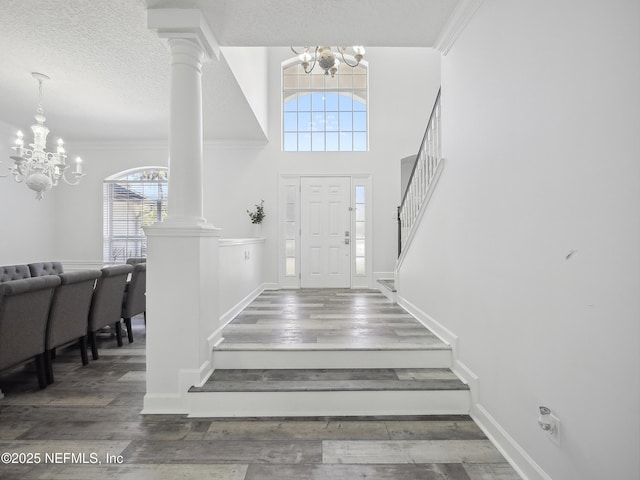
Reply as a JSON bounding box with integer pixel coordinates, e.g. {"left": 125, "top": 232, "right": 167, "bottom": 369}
{"left": 247, "top": 200, "right": 265, "bottom": 224}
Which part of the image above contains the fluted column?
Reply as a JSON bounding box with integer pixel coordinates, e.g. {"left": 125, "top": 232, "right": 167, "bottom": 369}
{"left": 167, "top": 37, "right": 206, "bottom": 224}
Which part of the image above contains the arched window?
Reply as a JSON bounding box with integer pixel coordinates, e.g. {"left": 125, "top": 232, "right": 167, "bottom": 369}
{"left": 103, "top": 167, "right": 168, "bottom": 263}
{"left": 282, "top": 57, "right": 368, "bottom": 152}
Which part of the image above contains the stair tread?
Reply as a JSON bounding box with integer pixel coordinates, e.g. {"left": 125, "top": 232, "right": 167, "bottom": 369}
{"left": 377, "top": 279, "right": 397, "bottom": 292}
{"left": 190, "top": 368, "right": 469, "bottom": 393}
{"left": 215, "top": 342, "right": 450, "bottom": 351}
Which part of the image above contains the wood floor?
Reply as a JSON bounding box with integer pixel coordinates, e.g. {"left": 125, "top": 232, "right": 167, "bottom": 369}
{"left": 0, "top": 289, "right": 521, "bottom": 479}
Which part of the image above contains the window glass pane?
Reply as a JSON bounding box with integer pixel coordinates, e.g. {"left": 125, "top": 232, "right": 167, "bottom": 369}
{"left": 326, "top": 113, "right": 338, "bottom": 131}
{"left": 340, "top": 132, "right": 352, "bottom": 151}
{"left": 286, "top": 203, "right": 296, "bottom": 221}
{"left": 298, "top": 112, "right": 311, "bottom": 131}
{"left": 355, "top": 239, "right": 365, "bottom": 256}
{"left": 353, "top": 112, "right": 367, "bottom": 131}
{"left": 298, "top": 133, "right": 311, "bottom": 151}
{"left": 284, "top": 133, "right": 297, "bottom": 151}
{"left": 285, "top": 240, "right": 295, "bottom": 256}
{"left": 311, "top": 112, "right": 325, "bottom": 132}
{"left": 352, "top": 75, "right": 367, "bottom": 89}
{"left": 283, "top": 75, "right": 297, "bottom": 89}
{"left": 311, "top": 74, "right": 325, "bottom": 89}
{"left": 325, "top": 93, "right": 339, "bottom": 111}
{"left": 355, "top": 257, "right": 365, "bottom": 276}
{"left": 283, "top": 95, "right": 297, "bottom": 111}
{"left": 286, "top": 257, "right": 296, "bottom": 276}
{"left": 355, "top": 185, "right": 365, "bottom": 203}
{"left": 353, "top": 98, "right": 366, "bottom": 111}
{"left": 339, "top": 112, "right": 352, "bottom": 131}
{"left": 338, "top": 74, "right": 353, "bottom": 89}
{"left": 339, "top": 94, "right": 353, "bottom": 111}
{"left": 356, "top": 203, "right": 365, "bottom": 221}
{"left": 286, "top": 221, "right": 296, "bottom": 238}
{"left": 298, "top": 74, "right": 310, "bottom": 89}
{"left": 298, "top": 94, "right": 311, "bottom": 111}
{"left": 326, "top": 132, "right": 339, "bottom": 151}
{"left": 353, "top": 132, "right": 367, "bottom": 151}
{"left": 312, "top": 93, "right": 324, "bottom": 111}
{"left": 355, "top": 221, "right": 365, "bottom": 238}
{"left": 312, "top": 132, "right": 325, "bottom": 151}
{"left": 284, "top": 112, "right": 297, "bottom": 132}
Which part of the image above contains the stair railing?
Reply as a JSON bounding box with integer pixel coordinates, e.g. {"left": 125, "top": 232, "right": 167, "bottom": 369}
{"left": 398, "top": 88, "right": 441, "bottom": 257}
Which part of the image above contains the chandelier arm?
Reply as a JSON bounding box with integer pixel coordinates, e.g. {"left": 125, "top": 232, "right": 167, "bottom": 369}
{"left": 290, "top": 46, "right": 305, "bottom": 55}
{"left": 304, "top": 46, "right": 319, "bottom": 74}
{"left": 339, "top": 50, "right": 359, "bottom": 68}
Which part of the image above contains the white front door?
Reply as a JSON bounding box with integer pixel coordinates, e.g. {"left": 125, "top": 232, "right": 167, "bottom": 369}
{"left": 300, "top": 176, "right": 351, "bottom": 288}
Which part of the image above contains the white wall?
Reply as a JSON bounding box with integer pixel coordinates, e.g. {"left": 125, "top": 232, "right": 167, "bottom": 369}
{"left": 0, "top": 121, "right": 57, "bottom": 264}
{"left": 397, "top": 1, "right": 640, "bottom": 479}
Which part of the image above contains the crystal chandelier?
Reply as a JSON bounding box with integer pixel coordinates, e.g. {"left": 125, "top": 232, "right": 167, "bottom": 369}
{"left": 2, "top": 72, "right": 85, "bottom": 200}
{"left": 290, "top": 46, "right": 366, "bottom": 77}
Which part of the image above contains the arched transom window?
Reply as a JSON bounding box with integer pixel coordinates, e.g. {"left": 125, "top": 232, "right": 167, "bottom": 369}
{"left": 282, "top": 57, "right": 368, "bottom": 152}
{"left": 103, "top": 167, "right": 168, "bottom": 263}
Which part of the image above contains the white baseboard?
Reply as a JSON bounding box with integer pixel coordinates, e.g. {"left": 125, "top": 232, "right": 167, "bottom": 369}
{"left": 471, "top": 404, "right": 551, "bottom": 480}
{"left": 209, "top": 282, "right": 267, "bottom": 351}
{"left": 396, "top": 292, "right": 551, "bottom": 480}
{"left": 141, "top": 393, "right": 187, "bottom": 414}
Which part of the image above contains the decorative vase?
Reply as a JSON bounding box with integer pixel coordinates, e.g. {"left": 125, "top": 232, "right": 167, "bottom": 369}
{"left": 251, "top": 222, "right": 262, "bottom": 237}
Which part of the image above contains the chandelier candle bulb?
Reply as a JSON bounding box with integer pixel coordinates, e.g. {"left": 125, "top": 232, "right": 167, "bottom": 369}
{"left": 75, "top": 157, "right": 82, "bottom": 174}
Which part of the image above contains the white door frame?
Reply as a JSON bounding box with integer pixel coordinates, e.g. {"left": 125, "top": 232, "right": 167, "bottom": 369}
{"left": 278, "top": 174, "right": 372, "bottom": 289}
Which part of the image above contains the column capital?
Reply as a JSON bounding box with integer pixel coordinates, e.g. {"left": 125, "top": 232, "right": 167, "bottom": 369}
{"left": 148, "top": 8, "right": 220, "bottom": 61}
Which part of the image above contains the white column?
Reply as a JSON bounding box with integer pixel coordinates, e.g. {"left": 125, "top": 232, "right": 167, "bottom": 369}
{"left": 143, "top": 9, "right": 222, "bottom": 414}
{"left": 167, "top": 38, "right": 206, "bottom": 224}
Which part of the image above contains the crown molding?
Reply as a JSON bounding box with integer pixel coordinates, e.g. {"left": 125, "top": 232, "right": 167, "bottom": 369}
{"left": 434, "top": 0, "right": 484, "bottom": 55}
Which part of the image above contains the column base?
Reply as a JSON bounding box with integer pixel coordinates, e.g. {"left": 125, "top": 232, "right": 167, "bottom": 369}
{"left": 143, "top": 222, "right": 222, "bottom": 414}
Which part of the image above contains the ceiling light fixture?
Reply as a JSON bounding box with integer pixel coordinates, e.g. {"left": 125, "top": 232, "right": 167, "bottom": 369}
{"left": 290, "top": 46, "right": 366, "bottom": 77}
{"left": 2, "top": 72, "right": 85, "bottom": 200}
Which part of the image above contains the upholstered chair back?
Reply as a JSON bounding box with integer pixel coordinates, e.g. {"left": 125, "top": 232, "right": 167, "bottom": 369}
{"left": 125, "top": 257, "right": 146, "bottom": 266}
{"left": 122, "top": 263, "right": 146, "bottom": 319}
{"left": 28, "top": 262, "right": 64, "bottom": 277}
{"left": 0, "top": 264, "right": 31, "bottom": 283}
{"left": 88, "top": 265, "right": 133, "bottom": 333}
{"left": 0, "top": 275, "right": 60, "bottom": 372}
{"left": 47, "top": 270, "right": 102, "bottom": 350}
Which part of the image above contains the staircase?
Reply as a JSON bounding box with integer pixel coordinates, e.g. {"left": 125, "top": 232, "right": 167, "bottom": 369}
{"left": 187, "top": 289, "right": 469, "bottom": 417}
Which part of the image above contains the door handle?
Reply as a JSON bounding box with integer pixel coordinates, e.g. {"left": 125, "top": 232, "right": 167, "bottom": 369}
{"left": 345, "top": 238, "right": 350, "bottom": 245}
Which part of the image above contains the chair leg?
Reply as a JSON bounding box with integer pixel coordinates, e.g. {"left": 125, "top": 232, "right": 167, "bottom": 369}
{"left": 44, "top": 349, "right": 54, "bottom": 385}
{"left": 115, "top": 322, "right": 123, "bottom": 347}
{"left": 125, "top": 318, "right": 134, "bottom": 343}
{"left": 51, "top": 348, "right": 57, "bottom": 360}
{"left": 89, "top": 331, "right": 99, "bottom": 360}
{"left": 144, "top": 311, "right": 146, "bottom": 326}
{"left": 35, "top": 354, "right": 47, "bottom": 389}
{"left": 79, "top": 336, "right": 89, "bottom": 366}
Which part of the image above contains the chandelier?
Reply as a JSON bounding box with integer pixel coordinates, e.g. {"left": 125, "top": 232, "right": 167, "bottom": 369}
{"left": 290, "top": 46, "right": 366, "bottom": 77}
{"left": 2, "top": 72, "right": 85, "bottom": 200}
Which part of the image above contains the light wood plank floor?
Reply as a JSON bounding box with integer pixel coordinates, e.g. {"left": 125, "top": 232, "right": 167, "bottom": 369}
{"left": 0, "top": 289, "right": 521, "bottom": 480}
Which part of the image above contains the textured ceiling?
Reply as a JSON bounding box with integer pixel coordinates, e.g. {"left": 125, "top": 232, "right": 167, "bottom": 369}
{"left": 0, "top": 0, "right": 458, "bottom": 142}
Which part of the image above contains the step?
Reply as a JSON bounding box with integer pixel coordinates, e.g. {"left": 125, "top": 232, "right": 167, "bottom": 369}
{"left": 213, "top": 344, "right": 451, "bottom": 369}
{"left": 188, "top": 368, "right": 470, "bottom": 417}
{"left": 377, "top": 278, "right": 397, "bottom": 302}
